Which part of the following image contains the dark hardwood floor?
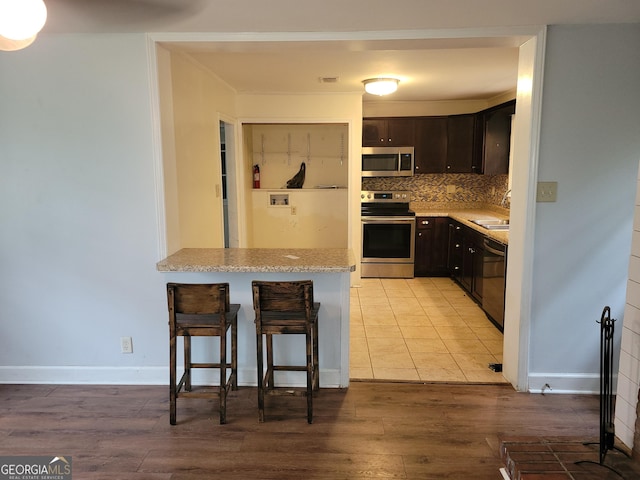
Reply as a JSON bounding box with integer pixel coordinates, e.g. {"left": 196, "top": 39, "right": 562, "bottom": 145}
{"left": 0, "top": 382, "right": 604, "bottom": 479}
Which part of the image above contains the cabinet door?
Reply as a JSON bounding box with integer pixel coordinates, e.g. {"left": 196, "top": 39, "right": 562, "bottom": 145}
{"left": 461, "top": 232, "right": 474, "bottom": 292}
{"left": 431, "top": 217, "right": 450, "bottom": 275}
{"left": 414, "top": 117, "right": 447, "bottom": 174}
{"left": 362, "top": 119, "right": 387, "bottom": 146}
{"left": 415, "top": 217, "right": 449, "bottom": 277}
{"left": 363, "top": 118, "right": 414, "bottom": 146}
{"left": 448, "top": 221, "right": 464, "bottom": 279}
{"left": 446, "top": 114, "right": 476, "bottom": 173}
{"left": 386, "top": 118, "right": 415, "bottom": 146}
{"left": 460, "top": 226, "right": 485, "bottom": 301}
{"left": 414, "top": 217, "right": 434, "bottom": 277}
{"left": 482, "top": 100, "right": 515, "bottom": 175}
{"left": 471, "top": 236, "right": 484, "bottom": 302}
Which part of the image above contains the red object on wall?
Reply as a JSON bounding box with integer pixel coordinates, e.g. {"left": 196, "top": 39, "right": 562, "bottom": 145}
{"left": 253, "top": 164, "right": 260, "bottom": 188}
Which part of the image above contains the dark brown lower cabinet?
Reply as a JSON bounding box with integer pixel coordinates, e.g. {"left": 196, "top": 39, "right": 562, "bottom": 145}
{"left": 448, "top": 220, "right": 483, "bottom": 303}
{"left": 466, "top": 230, "right": 484, "bottom": 302}
{"left": 414, "top": 217, "right": 449, "bottom": 276}
{"left": 448, "top": 220, "right": 464, "bottom": 279}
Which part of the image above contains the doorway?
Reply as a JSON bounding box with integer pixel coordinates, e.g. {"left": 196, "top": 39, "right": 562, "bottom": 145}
{"left": 151, "top": 29, "right": 545, "bottom": 391}
{"left": 220, "top": 118, "right": 239, "bottom": 248}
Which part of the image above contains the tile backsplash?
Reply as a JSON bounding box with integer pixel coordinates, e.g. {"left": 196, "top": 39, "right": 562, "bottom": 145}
{"left": 362, "top": 173, "right": 510, "bottom": 207}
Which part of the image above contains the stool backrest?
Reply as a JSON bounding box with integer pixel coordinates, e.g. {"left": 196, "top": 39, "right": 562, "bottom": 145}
{"left": 252, "top": 280, "right": 314, "bottom": 315}
{"left": 167, "top": 283, "right": 230, "bottom": 315}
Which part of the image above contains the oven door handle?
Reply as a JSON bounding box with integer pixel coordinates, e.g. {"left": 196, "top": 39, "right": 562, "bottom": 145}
{"left": 362, "top": 216, "right": 416, "bottom": 222}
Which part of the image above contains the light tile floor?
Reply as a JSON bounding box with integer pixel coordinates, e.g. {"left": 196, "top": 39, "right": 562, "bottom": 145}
{"left": 350, "top": 276, "right": 508, "bottom": 383}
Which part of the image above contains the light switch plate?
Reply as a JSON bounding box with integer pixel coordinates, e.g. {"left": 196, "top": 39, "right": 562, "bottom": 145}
{"left": 536, "top": 181, "right": 558, "bottom": 202}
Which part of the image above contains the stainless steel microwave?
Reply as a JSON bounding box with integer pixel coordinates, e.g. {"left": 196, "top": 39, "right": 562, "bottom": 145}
{"left": 362, "top": 146, "right": 414, "bottom": 177}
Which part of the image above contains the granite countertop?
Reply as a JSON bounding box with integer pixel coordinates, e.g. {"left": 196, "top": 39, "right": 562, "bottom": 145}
{"left": 157, "top": 248, "right": 357, "bottom": 273}
{"left": 411, "top": 202, "right": 510, "bottom": 244}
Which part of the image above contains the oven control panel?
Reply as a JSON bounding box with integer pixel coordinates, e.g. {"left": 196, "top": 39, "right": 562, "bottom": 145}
{"left": 361, "top": 190, "right": 410, "bottom": 203}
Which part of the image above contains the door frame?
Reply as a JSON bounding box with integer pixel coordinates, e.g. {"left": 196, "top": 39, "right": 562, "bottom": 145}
{"left": 146, "top": 26, "right": 547, "bottom": 391}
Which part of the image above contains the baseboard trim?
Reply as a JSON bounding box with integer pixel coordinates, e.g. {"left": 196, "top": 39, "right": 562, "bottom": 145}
{"left": 528, "top": 372, "right": 609, "bottom": 394}
{"left": 0, "top": 366, "right": 344, "bottom": 388}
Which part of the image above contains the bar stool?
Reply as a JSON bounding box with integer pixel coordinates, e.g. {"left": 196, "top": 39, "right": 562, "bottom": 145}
{"left": 167, "top": 282, "right": 240, "bottom": 425}
{"left": 252, "top": 280, "right": 320, "bottom": 424}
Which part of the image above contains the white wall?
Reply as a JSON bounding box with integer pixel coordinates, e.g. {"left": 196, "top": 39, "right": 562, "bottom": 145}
{"left": 528, "top": 24, "right": 640, "bottom": 393}
{"left": 247, "top": 123, "right": 349, "bottom": 189}
{"left": 0, "top": 34, "right": 169, "bottom": 382}
{"left": 250, "top": 190, "right": 348, "bottom": 248}
{"left": 2, "top": 25, "right": 640, "bottom": 389}
{"left": 237, "top": 93, "right": 363, "bottom": 274}
{"left": 163, "top": 50, "right": 238, "bottom": 251}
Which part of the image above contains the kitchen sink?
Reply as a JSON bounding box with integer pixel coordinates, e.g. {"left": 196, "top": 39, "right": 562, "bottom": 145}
{"left": 470, "top": 218, "right": 510, "bottom": 230}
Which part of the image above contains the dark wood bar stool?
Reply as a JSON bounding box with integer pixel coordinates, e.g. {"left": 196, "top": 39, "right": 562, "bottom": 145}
{"left": 252, "top": 280, "right": 320, "bottom": 423}
{"left": 167, "top": 282, "right": 240, "bottom": 425}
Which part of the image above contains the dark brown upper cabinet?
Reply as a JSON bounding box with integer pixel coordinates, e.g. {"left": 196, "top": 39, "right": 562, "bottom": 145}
{"left": 446, "top": 114, "right": 476, "bottom": 173}
{"left": 477, "top": 100, "right": 516, "bottom": 175}
{"left": 362, "top": 117, "right": 415, "bottom": 146}
{"left": 363, "top": 98, "right": 515, "bottom": 175}
{"left": 414, "top": 117, "right": 447, "bottom": 174}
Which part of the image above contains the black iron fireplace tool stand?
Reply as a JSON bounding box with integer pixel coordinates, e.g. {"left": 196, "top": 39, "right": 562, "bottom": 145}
{"left": 575, "top": 305, "right": 628, "bottom": 478}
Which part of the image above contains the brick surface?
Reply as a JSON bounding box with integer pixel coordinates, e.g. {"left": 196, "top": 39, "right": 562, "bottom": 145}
{"left": 500, "top": 437, "right": 640, "bottom": 480}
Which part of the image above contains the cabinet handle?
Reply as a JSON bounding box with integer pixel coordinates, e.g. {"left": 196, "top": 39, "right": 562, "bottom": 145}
{"left": 455, "top": 243, "right": 461, "bottom": 248}
{"left": 421, "top": 220, "right": 429, "bottom": 225}
{"left": 418, "top": 232, "right": 422, "bottom": 237}
{"left": 469, "top": 247, "right": 475, "bottom": 254}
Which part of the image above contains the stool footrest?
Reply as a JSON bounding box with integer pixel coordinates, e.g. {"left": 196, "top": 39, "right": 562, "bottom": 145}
{"left": 187, "top": 362, "right": 234, "bottom": 369}
{"left": 177, "top": 372, "right": 236, "bottom": 395}
{"left": 264, "top": 387, "right": 313, "bottom": 397}
{"left": 271, "top": 365, "right": 308, "bottom": 372}
{"left": 178, "top": 387, "right": 225, "bottom": 398}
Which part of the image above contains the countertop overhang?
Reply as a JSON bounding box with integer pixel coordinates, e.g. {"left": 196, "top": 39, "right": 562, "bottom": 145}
{"left": 157, "top": 248, "right": 357, "bottom": 273}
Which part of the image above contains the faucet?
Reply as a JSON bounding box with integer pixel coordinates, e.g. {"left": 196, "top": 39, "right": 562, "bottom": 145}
{"left": 500, "top": 189, "right": 512, "bottom": 207}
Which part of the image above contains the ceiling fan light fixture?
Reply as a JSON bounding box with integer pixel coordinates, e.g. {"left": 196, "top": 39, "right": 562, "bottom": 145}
{"left": 363, "top": 77, "right": 399, "bottom": 96}
{"left": 0, "top": 0, "right": 47, "bottom": 42}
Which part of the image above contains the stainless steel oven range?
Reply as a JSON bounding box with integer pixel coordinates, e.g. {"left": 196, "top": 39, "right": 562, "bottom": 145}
{"left": 361, "top": 190, "right": 415, "bottom": 278}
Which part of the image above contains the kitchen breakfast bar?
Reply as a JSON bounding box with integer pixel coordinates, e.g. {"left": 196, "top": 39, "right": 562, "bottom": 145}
{"left": 156, "top": 248, "right": 356, "bottom": 389}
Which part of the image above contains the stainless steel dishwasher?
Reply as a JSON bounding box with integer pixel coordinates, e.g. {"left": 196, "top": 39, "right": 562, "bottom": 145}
{"left": 482, "top": 238, "right": 507, "bottom": 330}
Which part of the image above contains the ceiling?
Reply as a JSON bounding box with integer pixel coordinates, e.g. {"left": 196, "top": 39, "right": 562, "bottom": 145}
{"left": 40, "top": 0, "right": 640, "bottom": 103}
{"left": 164, "top": 38, "right": 522, "bottom": 103}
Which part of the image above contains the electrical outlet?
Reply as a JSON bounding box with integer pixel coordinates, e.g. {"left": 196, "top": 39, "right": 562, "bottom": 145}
{"left": 536, "top": 182, "right": 558, "bottom": 202}
{"left": 120, "top": 336, "right": 133, "bottom": 354}
{"left": 291, "top": 206, "right": 297, "bottom": 215}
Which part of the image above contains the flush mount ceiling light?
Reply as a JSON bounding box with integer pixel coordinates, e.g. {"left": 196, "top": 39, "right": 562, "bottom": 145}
{"left": 362, "top": 78, "right": 399, "bottom": 96}
{"left": 0, "top": 0, "right": 47, "bottom": 51}
{"left": 0, "top": 33, "right": 37, "bottom": 51}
